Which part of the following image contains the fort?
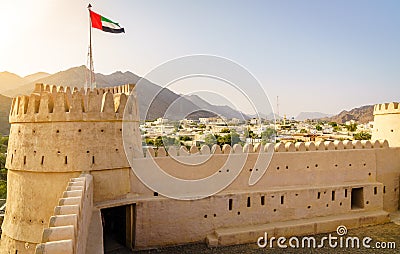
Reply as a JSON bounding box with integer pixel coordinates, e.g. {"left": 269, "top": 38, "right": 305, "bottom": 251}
{"left": 0, "top": 83, "right": 399, "bottom": 253}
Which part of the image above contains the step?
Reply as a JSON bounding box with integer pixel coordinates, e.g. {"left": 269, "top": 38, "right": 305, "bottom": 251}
{"left": 205, "top": 233, "right": 218, "bottom": 247}
{"left": 35, "top": 239, "right": 74, "bottom": 254}
{"left": 207, "top": 210, "right": 389, "bottom": 246}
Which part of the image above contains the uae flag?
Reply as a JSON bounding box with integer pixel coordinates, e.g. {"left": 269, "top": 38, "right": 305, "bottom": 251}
{"left": 90, "top": 10, "right": 125, "bottom": 33}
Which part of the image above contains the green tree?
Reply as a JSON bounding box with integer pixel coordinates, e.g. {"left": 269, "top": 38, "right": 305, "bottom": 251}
{"left": 329, "top": 122, "right": 338, "bottom": 127}
{"left": 145, "top": 138, "right": 154, "bottom": 146}
{"left": 179, "top": 136, "right": 192, "bottom": 141}
{"left": 231, "top": 132, "right": 241, "bottom": 145}
{"left": 220, "top": 128, "right": 230, "bottom": 133}
{"left": 300, "top": 129, "right": 307, "bottom": 133}
{"left": 217, "top": 135, "right": 229, "bottom": 146}
{"left": 353, "top": 131, "right": 371, "bottom": 140}
{"left": 346, "top": 123, "right": 357, "bottom": 132}
{"left": 315, "top": 125, "right": 323, "bottom": 131}
{"left": 154, "top": 136, "right": 179, "bottom": 148}
{"left": 0, "top": 153, "right": 6, "bottom": 170}
{"left": 204, "top": 134, "right": 217, "bottom": 147}
{"left": 0, "top": 180, "right": 6, "bottom": 199}
{"left": 333, "top": 126, "right": 340, "bottom": 132}
{"left": 261, "top": 128, "right": 276, "bottom": 144}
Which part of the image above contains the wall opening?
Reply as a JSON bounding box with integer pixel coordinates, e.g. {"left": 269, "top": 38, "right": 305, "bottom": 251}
{"left": 317, "top": 192, "right": 321, "bottom": 199}
{"left": 351, "top": 187, "right": 364, "bottom": 210}
{"left": 228, "top": 199, "right": 233, "bottom": 211}
{"left": 261, "top": 196, "right": 265, "bottom": 206}
{"left": 332, "top": 191, "right": 335, "bottom": 201}
{"left": 41, "top": 156, "right": 44, "bottom": 165}
{"left": 280, "top": 195, "right": 284, "bottom": 205}
{"left": 102, "top": 204, "right": 136, "bottom": 252}
{"left": 345, "top": 189, "right": 348, "bottom": 198}
{"left": 247, "top": 197, "right": 251, "bottom": 207}
{"left": 374, "top": 187, "right": 377, "bottom": 195}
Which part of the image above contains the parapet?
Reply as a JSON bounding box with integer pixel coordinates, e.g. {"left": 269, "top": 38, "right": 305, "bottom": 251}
{"left": 144, "top": 140, "right": 389, "bottom": 158}
{"left": 9, "top": 83, "right": 136, "bottom": 123}
{"left": 374, "top": 102, "right": 400, "bottom": 115}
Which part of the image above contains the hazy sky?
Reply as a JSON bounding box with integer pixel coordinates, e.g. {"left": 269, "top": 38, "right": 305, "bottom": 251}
{"left": 1, "top": 0, "right": 399, "bottom": 117}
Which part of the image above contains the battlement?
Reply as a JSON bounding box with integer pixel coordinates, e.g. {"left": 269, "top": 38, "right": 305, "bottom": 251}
{"left": 145, "top": 139, "right": 389, "bottom": 158}
{"left": 373, "top": 102, "right": 400, "bottom": 115}
{"left": 9, "top": 83, "right": 136, "bottom": 123}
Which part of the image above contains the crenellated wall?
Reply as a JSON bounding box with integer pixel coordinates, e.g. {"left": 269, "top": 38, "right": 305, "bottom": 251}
{"left": 118, "top": 140, "right": 398, "bottom": 248}
{"left": 373, "top": 102, "right": 400, "bottom": 147}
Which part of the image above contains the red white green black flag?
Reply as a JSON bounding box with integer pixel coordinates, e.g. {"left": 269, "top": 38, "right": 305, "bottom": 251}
{"left": 89, "top": 10, "right": 125, "bottom": 33}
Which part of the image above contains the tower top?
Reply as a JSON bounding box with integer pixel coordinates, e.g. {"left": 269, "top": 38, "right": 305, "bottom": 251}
{"left": 373, "top": 102, "right": 400, "bottom": 116}
{"left": 9, "top": 83, "right": 135, "bottom": 123}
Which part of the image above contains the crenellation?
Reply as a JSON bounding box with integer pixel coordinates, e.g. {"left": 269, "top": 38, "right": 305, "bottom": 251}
{"left": 342, "top": 140, "right": 353, "bottom": 149}
{"left": 352, "top": 140, "right": 363, "bottom": 149}
{"left": 324, "top": 141, "right": 335, "bottom": 150}
{"left": 189, "top": 145, "right": 199, "bottom": 154}
{"left": 315, "top": 141, "right": 324, "bottom": 151}
{"left": 53, "top": 92, "right": 70, "bottom": 114}
{"left": 27, "top": 94, "right": 41, "bottom": 115}
{"left": 295, "top": 142, "right": 306, "bottom": 151}
{"left": 167, "top": 146, "right": 178, "bottom": 156}
{"left": 9, "top": 83, "right": 135, "bottom": 123}
{"left": 200, "top": 145, "right": 211, "bottom": 155}
{"left": 212, "top": 144, "right": 222, "bottom": 154}
{"left": 157, "top": 147, "right": 167, "bottom": 157}
{"left": 233, "top": 144, "right": 243, "bottom": 153}
{"left": 374, "top": 102, "right": 400, "bottom": 115}
{"left": 18, "top": 95, "right": 29, "bottom": 115}
{"left": 253, "top": 143, "right": 262, "bottom": 153}
{"left": 361, "top": 140, "right": 372, "bottom": 149}
{"left": 274, "top": 142, "right": 285, "bottom": 152}
{"left": 264, "top": 143, "right": 274, "bottom": 153}
{"left": 284, "top": 142, "right": 295, "bottom": 152}
{"left": 222, "top": 144, "right": 231, "bottom": 154}
{"left": 179, "top": 146, "right": 190, "bottom": 156}
{"left": 333, "top": 140, "right": 344, "bottom": 150}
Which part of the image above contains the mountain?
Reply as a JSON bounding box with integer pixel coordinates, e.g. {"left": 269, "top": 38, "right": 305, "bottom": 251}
{"left": 321, "top": 105, "right": 374, "bottom": 124}
{"left": 296, "top": 112, "right": 332, "bottom": 121}
{"left": 0, "top": 71, "right": 26, "bottom": 93}
{"left": 1, "top": 66, "right": 247, "bottom": 121}
{"left": 0, "top": 94, "right": 12, "bottom": 135}
{"left": 0, "top": 71, "right": 51, "bottom": 94}
{"left": 24, "top": 72, "right": 51, "bottom": 82}
{"left": 183, "top": 95, "right": 249, "bottom": 120}
{"left": 3, "top": 66, "right": 92, "bottom": 97}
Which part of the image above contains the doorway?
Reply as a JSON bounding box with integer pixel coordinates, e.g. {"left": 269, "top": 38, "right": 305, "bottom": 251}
{"left": 351, "top": 187, "right": 364, "bottom": 210}
{"left": 102, "top": 204, "right": 136, "bottom": 253}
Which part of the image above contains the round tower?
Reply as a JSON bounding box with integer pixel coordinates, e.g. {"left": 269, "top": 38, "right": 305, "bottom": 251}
{"left": 0, "top": 83, "right": 140, "bottom": 253}
{"left": 372, "top": 102, "right": 400, "bottom": 147}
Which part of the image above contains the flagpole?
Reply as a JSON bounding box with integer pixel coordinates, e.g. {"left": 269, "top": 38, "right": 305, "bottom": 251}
{"left": 87, "top": 4, "right": 95, "bottom": 90}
